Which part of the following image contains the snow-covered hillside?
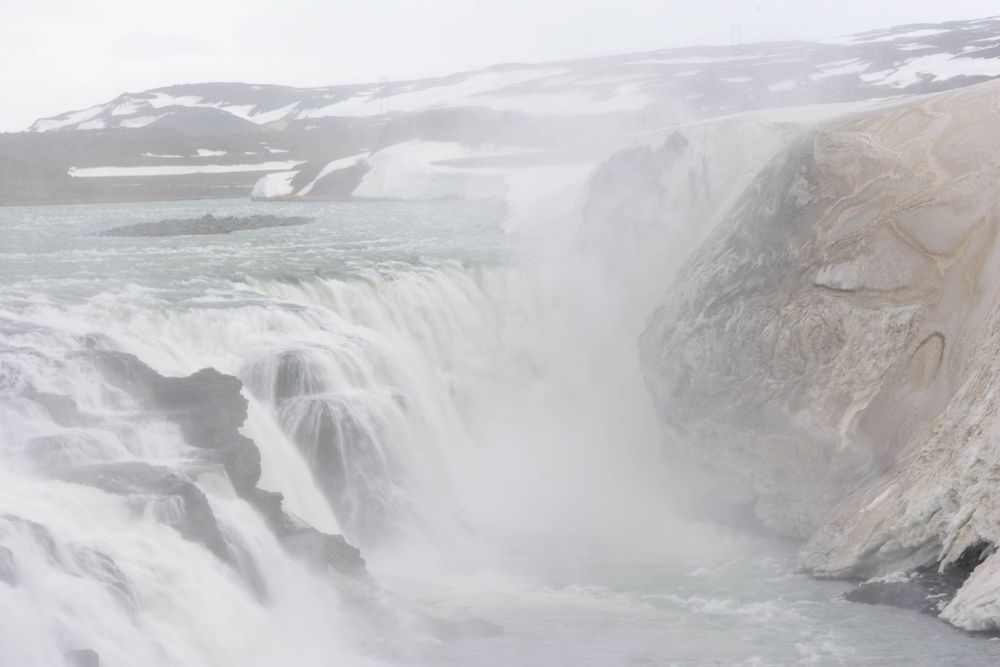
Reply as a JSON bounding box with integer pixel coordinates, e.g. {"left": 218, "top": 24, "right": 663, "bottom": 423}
{"left": 7, "top": 16, "right": 1000, "bottom": 207}
{"left": 29, "top": 17, "right": 1000, "bottom": 134}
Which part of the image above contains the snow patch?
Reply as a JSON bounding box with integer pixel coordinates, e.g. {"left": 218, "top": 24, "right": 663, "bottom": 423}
{"left": 298, "top": 153, "right": 370, "bottom": 196}
{"left": 769, "top": 80, "right": 797, "bottom": 92}
{"left": 120, "top": 115, "right": 165, "bottom": 129}
{"left": 110, "top": 100, "right": 144, "bottom": 116}
{"left": 247, "top": 102, "right": 300, "bottom": 124}
{"left": 77, "top": 119, "right": 107, "bottom": 131}
{"left": 353, "top": 141, "right": 522, "bottom": 200}
{"left": 861, "top": 53, "right": 1000, "bottom": 87}
{"left": 811, "top": 59, "right": 870, "bottom": 81}
{"left": 30, "top": 105, "right": 104, "bottom": 132}
{"left": 251, "top": 171, "right": 299, "bottom": 199}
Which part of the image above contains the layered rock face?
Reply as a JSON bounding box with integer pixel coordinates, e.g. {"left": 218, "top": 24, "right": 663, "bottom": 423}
{"left": 640, "top": 78, "right": 1000, "bottom": 629}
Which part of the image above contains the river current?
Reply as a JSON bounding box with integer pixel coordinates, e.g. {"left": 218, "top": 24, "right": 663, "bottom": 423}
{"left": 1, "top": 199, "right": 998, "bottom": 666}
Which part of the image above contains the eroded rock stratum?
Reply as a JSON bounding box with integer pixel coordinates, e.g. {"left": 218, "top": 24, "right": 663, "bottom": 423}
{"left": 641, "top": 78, "right": 1000, "bottom": 630}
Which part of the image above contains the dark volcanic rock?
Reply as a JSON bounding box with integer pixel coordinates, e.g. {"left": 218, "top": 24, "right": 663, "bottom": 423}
{"left": 55, "top": 462, "right": 231, "bottom": 563}
{"left": 26, "top": 389, "right": 91, "bottom": 427}
{"left": 93, "top": 352, "right": 261, "bottom": 493}
{"left": 64, "top": 649, "right": 100, "bottom": 667}
{"left": 64, "top": 545, "right": 134, "bottom": 612}
{"left": 282, "top": 522, "right": 367, "bottom": 580}
{"left": 0, "top": 546, "right": 16, "bottom": 586}
{"left": 845, "top": 544, "right": 991, "bottom": 617}
{"left": 25, "top": 433, "right": 105, "bottom": 469}
{"left": 1, "top": 514, "right": 58, "bottom": 560}
{"left": 286, "top": 395, "right": 392, "bottom": 538}
{"left": 0, "top": 515, "right": 132, "bottom": 608}
{"left": 90, "top": 351, "right": 368, "bottom": 580}
{"left": 245, "top": 488, "right": 368, "bottom": 579}
{"left": 271, "top": 349, "right": 326, "bottom": 403}
{"left": 98, "top": 213, "right": 311, "bottom": 237}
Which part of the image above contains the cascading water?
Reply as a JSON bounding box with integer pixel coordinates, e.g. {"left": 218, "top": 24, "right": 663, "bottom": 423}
{"left": 5, "top": 198, "right": 1000, "bottom": 667}
{"left": 0, "top": 197, "right": 675, "bottom": 665}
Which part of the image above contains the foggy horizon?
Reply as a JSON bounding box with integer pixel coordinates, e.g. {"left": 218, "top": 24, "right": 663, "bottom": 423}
{"left": 4, "top": 0, "right": 1000, "bottom": 131}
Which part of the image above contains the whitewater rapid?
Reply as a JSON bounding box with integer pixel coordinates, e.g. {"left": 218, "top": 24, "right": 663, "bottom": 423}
{"left": 3, "top": 199, "right": 1000, "bottom": 666}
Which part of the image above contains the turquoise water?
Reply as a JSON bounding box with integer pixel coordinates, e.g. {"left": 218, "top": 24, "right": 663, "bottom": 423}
{"left": 1, "top": 199, "right": 999, "bottom": 666}
{"left": 0, "top": 198, "right": 508, "bottom": 299}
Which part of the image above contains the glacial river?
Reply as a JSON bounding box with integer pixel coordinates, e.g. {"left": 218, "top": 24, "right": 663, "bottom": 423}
{"left": 1, "top": 199, "right": 998, "bottom": 666}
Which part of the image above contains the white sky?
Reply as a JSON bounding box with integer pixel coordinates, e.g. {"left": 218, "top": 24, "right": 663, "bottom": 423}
{"left": 2, "top": 0, "right": 1000, "bottom": 132}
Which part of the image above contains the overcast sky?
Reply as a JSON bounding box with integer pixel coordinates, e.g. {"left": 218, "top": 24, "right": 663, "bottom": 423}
{"left": 2, "top": 0, "right": 1000, "bottom": 132}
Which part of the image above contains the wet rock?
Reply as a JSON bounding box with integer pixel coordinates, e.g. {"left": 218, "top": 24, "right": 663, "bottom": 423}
{"left": 25, "top": 432, "right": 118, "bottom": 469}
{"left": 0, "top": 546, "right": 16, "bottom": 586}
{"left": 282, "top": 522, "right": 367, "bottom": 579}
{"left": 55, "top": 462, "right": 231, "bottom": 563}
{"left": 64, "top": 648, "right": 100, "bottom": 667}
{"left": 245, "top": 488, "right": 368, "bottom": 579}
{"left": 66, "top": 545, "right": 134, "bottom": 612}
{"left": 245, "top": 487, "right": 286, "bottom": 529}
{"left": 93, "top": 352, "right": 261, "bottom": 492}
{"left": 90, "top": 351, "right": 369, "bottom": 582}
{"left": 26, "top": 389, "right": 90, "bottom": 427}
{"left": 94, "top": 353, "right": 246, "bottom": 438}
{"left": 285, "top": 395, "right": 392, "bottom": 538}
{"left": 271, "top": 349, "right": 325, "bottom": 403}
{"left": 217, "top": 435, "right": 262, "bottom": 495}
{"left": 54, "top": 463, "right": 271, "bottom": 599}
{"left": 845, "top": 544, "right": 990, "bottom": 616}
{"left": 0, "top": 515, "right": 132, "bottom": 607}
{"left": 99, "top": 213, "right": 311, "bottom": 237}
{"left": 1, "top": 514, "right": 58, "bottom": 560}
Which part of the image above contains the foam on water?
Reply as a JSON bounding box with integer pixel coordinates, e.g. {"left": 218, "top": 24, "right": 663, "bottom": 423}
{"left": 3, "top": 199, "right": 1000, "bottom": 666}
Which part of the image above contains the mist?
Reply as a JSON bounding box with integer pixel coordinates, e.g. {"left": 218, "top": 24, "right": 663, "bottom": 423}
{"left": 5, "top": 4, "right": 1000, "bottom": 667}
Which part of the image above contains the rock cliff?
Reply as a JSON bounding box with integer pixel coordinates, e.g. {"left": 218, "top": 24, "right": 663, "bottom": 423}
{"left": 639, "top": 78, "right": 1000, "bottom": 629}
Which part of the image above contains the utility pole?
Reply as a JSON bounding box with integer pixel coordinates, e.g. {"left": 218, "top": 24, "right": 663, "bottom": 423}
{"left": 730, "top": 24, "right": 743, "bottom": 46}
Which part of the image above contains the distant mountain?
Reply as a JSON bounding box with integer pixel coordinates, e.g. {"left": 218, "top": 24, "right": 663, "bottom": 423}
{"left": 4, "top": 16, "right": 1000, "bottom": 205}
{"left": 29, "top": 17, "right": 1000, "bottom": 133}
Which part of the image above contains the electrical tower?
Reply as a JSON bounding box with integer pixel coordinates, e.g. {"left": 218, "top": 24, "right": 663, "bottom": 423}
{"left": 730, "top": 24, "right": 743, "bottom": 46}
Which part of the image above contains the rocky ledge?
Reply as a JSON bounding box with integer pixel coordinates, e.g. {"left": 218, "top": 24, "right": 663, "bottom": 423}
{"left": 98, "top": 213, "right": 311, "bottom": 237}
{"left": 639, "top": 78, "right": 1000, "bottom": 630}
{"left": 25, "top": 351, "right": 367, "bottom": 585}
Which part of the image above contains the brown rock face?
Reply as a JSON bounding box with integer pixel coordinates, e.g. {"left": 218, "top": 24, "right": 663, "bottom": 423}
{"left": 640, "top": 79, "right": 1000, "bottom": 628}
